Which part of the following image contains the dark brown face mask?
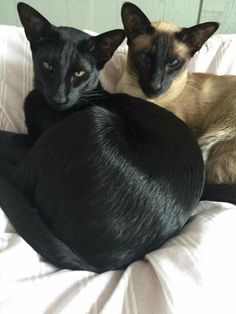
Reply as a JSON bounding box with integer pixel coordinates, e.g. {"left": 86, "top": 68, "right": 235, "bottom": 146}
{"left": 121, "top": 2, "right": 219, "bottom": 98}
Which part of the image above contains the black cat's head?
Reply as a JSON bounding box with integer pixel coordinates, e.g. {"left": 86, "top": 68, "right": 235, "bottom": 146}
{"left": 121, "top": 2, "right": 219, "bottom": 98}
{"left": 17, "top": 2, "right": 125, "bottom": 110}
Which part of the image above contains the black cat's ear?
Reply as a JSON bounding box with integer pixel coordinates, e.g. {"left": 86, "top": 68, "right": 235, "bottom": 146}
{"left": 176, "top": 22, "right": 219, "bottom": 56}
{"left": 121, "top": 2, "right": 154, "bottom": 43}
{"left": 17, "top": 2, "right": 54, "bottom": 43}
{"left": 88, "top": 29, "right": 125, "bottom": 69}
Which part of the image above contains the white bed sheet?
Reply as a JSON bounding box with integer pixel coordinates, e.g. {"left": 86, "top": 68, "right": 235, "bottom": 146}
{"left": 0, "top": 26, "right": 236, "bottom": 314}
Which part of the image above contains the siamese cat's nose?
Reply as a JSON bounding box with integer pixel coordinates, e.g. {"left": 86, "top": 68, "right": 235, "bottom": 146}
{"left": 150, "top": 82, "right": 162, "bottom": 92}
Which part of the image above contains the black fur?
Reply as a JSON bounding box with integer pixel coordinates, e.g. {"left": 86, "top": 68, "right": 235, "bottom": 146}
{"left": 0, "top": 130, "right": 31, "bottom": 163}
{"left": 0, "top": 172, "right": 97, "bottom": 271}
{"left": 18, "top": 2, "right": 125, "bottom": 141}
{"left": 3, "top": 93, "right": 205, "bottom": 272}
{"left": 3, "top": 90, "right": 235, "bottom": 273}
{"left": 0, "top": 2, "right": 125, "bottom": 161}
{"left": 201, "top": 184, "right": 236, "bottom": 204}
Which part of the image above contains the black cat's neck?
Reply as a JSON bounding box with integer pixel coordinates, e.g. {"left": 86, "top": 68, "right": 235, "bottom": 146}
{"left": 34, "top": 80, "right": 110, "bottom": 109}
{"left": 73, "top": 82, "right": 110, "bottom": 107}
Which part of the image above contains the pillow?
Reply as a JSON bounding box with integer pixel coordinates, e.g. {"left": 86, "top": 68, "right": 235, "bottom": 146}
{"left": 188, "top": 34, "right": 236, "bottom": 74}
{"left": 0, "top": 26, "right": 32, "bottom": 133}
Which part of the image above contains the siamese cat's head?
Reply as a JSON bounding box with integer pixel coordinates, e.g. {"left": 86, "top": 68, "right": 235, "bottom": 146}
{"left": 17, "top": 2, "right": 125, "bottom": 110}
{"left": 121, "top": 2, "right": 219, "bottom": 98}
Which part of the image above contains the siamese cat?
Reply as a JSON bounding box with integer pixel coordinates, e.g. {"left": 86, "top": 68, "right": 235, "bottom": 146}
{"left": 118, "top": 2, "right": 236, "bottom": 185}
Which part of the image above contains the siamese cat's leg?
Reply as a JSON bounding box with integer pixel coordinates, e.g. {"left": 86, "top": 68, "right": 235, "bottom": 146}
{"left": 198, "top": 126, "right": 236, "bottom": 184}
{"left": 0, "top": 130, "right": 32, "bottom": 164}
{"left": 204, "top": 141, "right": 236, "bottom": 184}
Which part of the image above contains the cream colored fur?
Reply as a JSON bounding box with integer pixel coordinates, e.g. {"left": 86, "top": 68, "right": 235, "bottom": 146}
{"left": 117, "top": 53, "right": 236, "bottom": 184}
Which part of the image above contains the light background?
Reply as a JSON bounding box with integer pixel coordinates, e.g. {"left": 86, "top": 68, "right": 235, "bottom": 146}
{"left": 0, "top": 0, "right": 236, "bottom": 34}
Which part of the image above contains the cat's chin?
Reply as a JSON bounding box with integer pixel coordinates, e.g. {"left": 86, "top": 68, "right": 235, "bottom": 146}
{"left": 143, "top": 89, "right": 166, "bottom": 99}
{"left": 57, "top": 104, "right": 75, "bottom": 111}
{"left": 48, "top": 101, "right": 77, "bottom": 111}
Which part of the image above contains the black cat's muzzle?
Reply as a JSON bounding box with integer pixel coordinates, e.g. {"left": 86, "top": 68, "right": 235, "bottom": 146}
{"left": 57, "top": 103, "right": 74, "bottom": 111}
{"left": 49, "top": 99, "right": 77, "bottom": 111}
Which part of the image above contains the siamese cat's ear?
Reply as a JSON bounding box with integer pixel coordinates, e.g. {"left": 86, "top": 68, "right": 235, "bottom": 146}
{"left": 17, "top": 2, "right": 54, "bottom": 43}
{"left": 121, "top": 2, "right": 154, "bottom": 43}
{"left": 88, "top": 29, "right": 125, "bottom": 69}
{"left": 177, "top": 22, "right": 219, "bottom": 56}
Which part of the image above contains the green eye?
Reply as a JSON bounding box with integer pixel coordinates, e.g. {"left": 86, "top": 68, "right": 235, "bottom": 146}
{"left": 43, "top": 62, "right": 53, "bottom": 72}
{"left": 74, "top": 71, "right": 86, "bottom": 78}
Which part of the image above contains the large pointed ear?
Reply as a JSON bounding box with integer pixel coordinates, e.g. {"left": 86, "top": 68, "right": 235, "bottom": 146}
{"left": 176, "top": 22, "right": 219, "bottom": 56}
{"left": 17, "top": 2, "right": 54, "bottom": 43}
{"left": 88, "top": 29, "right": 125, "bottom": 69}
{"left": 121, "top": 2, "right": 154, "bottom": 43}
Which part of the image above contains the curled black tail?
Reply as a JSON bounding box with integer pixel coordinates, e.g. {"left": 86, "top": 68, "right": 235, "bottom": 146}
{"left": 0, "top": 173, "right": 98, "bottom": 272}
{"left": 201, "top": 183, "right": 236, "bottom": 205}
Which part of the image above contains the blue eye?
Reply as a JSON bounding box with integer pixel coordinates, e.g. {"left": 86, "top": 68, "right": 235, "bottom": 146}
{"left": 168, "top": 59, "right": 180, "bottom": 68}
{"left": 139, "top": 53, "right": 151, "bottom": 65}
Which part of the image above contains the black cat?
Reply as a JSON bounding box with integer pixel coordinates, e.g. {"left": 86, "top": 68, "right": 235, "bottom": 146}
{"left": 1, "top": 92, "right": 205, "bottom": 272}
{"left": 0, "top": 2, "right": 125, "bottom": 164}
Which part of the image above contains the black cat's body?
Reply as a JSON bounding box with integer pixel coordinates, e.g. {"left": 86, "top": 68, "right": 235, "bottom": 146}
{"left": 7, "top": 93, "right": 204, "bottom": 272}
{"left": 23, "top": 87, "right": 98, "bottom": 142}
{"left": 1, "top": 91, "right": 236, "bottom": 272}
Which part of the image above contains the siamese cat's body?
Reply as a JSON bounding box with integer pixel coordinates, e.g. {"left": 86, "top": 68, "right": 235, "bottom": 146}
{"left": 118, "top": 3, "right": 236, "bottom": 184}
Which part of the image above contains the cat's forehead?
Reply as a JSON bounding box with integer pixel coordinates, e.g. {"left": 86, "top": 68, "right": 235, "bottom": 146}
{"left": 39, "top": 27, "right": 92, "bottom": 63}
{"left": 131, "top": 21, "right": 189, "bottom": 59}
{"left": 152, "top": 21, "right": 180, "bottom": 33}
{"left": 47, "top": 26, "right": 91, "bottom": 56}
{"left": 57, "top": 27, "right": 91, "bottom": 44}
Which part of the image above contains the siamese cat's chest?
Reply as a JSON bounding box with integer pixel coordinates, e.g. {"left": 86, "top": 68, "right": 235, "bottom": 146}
{"left": 153, "top": 78, "right": 203, "bottom": 136}
{"left": 118, "top": 70, "right": 206, "bottom": 135}
{"left": 150, "top": 72, "right": 236, "bottom": 137}
{"left": 118, "top": 67, "right": 236, "bottom": 137}
{"left": 142, "top": 73, "right": 207, "bottom": 136}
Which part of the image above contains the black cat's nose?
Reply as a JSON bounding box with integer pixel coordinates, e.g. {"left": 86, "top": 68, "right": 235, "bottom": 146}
{"left": 52, "top": 95, "right": 68, "bottom": 105}
{"left": 53, "top": 83, "right": 68, "bottom": 106}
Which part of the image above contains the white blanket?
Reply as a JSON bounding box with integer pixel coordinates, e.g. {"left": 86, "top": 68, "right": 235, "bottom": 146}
{"left": 0, "top": 26, "right": 236, "bottom": 314}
